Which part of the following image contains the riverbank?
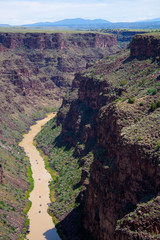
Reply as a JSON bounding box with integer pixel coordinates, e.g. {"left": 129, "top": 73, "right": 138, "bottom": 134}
{"left": 19, "top": 113, "right": 61, "bottom": 240}
{"left": 35, "top": 117, "right": 83, "bottom": 240}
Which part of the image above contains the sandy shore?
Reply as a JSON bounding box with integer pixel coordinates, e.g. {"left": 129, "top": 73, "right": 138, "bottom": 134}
{"left": 20, "top": 114, "right": 61, "bottom": 240}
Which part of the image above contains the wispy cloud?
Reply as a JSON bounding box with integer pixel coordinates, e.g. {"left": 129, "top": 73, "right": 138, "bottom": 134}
{"left": 0, "top": 0, "right": 159, "bottom": 25}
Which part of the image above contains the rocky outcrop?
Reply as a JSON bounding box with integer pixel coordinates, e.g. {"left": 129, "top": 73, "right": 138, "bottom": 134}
{"left": 115, "top": 196, "right": 160, "bottom": 240}
{"left": 56, "top": 34, "right": 160, "bottom": 240}
{"left": 82, "top": 103, "right": 160, "bottom": 240}
{"left": 130, "top": 34, "right": 160, "bottom": 58}
{"left": 0, "top": 32, "right": 119, "bottom": 111}
{"left": 0, "top": 32, "right": 117, "bottom": 51}
{"left": 100, "top": 30, "right": 148, "bottom": 48}
{"left": 0, "top": 164, "right": 3, "bottom": 184}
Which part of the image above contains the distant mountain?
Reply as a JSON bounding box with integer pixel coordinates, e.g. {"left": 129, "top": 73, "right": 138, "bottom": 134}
{"left": 0, "top": 24, "right": 10, "bottom": 27}
{"left": 21, "top": 18, "right": 160, "bottom": 30}
{"left": 139, "top": 18, "right": 160, "bottom": 22}
{"left": 152, "top": 18, "right": 160, "bottom": 22}
{"left": 23, "top": 18, "right": 111, "bottom": 27}
{"left": 48, "top": 18, "right": 111, "bottom": 26}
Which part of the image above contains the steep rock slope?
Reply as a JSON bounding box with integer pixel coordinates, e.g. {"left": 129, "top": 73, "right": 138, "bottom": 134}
{"left": 100, "top": 30, "right": 148, "bottom": 48}
{"left": 0, "top": 32, "right": 119, "bottom": 119}
{"left": 0, "top": 32, "right": 119, "bottom": 239}
{"left": 56, "top": 33, "right": 160, "bottom": 239}
{"left": 0, "top": 32, "right": 118, "bottom": 100}
{"left": 130, "top": 33, "right": 160, "bottom": 58}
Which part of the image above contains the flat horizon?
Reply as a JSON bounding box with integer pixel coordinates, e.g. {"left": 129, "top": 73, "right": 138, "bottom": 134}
{"left": 1, "top": 17, "right": 160, "bottom": 27}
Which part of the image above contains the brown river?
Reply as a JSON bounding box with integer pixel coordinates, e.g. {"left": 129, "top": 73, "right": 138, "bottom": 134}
{"left": 20, "top": 114, "right": 61, "bottom": 240}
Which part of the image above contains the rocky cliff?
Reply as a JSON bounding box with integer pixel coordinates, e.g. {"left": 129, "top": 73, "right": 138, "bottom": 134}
{"left": 56, "top": 34, "right": 160, "bottom": 239}
{"left": 130, "top": 33, "right": 160, "bottom": 58}
{"left": 0, "top": 31, "right": 119, "bottom": 240}
{"left": 0, "top": 32, "right": 117, "bottom": 50}
{"left": 0, "top": 32, "right": 119, "bottom": 112}
{"left": 99, "top": 30, "right": 148, "bottom": 48}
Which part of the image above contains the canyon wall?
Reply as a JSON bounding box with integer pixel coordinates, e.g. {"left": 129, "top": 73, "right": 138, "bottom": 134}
{"left": 100, "top": 30, "right": 148, "bottom": 48}
{"left": 0, "top": 32, "right": 119, "bottom": 112}
{"left": 56, "top": 34, "right": 160, "bottom": 239}
{"left": 0, "top": 31, "right": 119, "bottom": 240}
{"left": 130, "top": 34, "right": 160, "bottom": 58}
{"left": 0, "top": 32, "right": 117, "bottom": 50}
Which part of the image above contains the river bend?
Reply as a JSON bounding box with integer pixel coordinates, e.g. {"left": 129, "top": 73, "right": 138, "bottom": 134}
{"left": 20, "top": 114, "right": 61, "bottom": 240}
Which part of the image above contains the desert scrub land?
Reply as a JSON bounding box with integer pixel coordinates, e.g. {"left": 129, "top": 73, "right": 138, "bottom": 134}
{"left": 83, "top": 47, "right": 160, "bottom": 150}
{"left": 35, "top": 118, "right": 82, "bottom": 231}
{"left": 0, "top": 138, "right": 30, "bottom": 239}
{"left": 0, "top": 107, "right": 59, "bottom": 240}
{"left": 0, "top": 30, "right": 118, "bottom": 239}
{"left": 50, "top": 35, "right": 160, "bottom": 239}
{"left": 115, "top": 196, "right": 160, "bottom": 239}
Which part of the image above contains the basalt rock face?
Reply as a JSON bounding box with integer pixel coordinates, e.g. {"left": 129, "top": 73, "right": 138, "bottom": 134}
{"left": 115, "top": 196, "right": 160, "bottom": 240}
{"left": 0, "top": 31, "right": 119, "bottom": 240}
{"left": 100, "top": 30, "right": 148, "bottom": 48}
{"left": 0, "top": 32, "right": 119, "bottom": 113}
{"left": 130, "top": 34, "right": 160, "bottom": 58}
{"left": 82, "top": 103, "right": 160, "bottom": 240}
{"left": 57, "top": 34, "right": 160, "bottom": 240}
{"left": 0, "top": 32, "right": 117, "bottom": 51}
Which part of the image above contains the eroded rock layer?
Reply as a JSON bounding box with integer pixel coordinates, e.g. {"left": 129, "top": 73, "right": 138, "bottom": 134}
{"left": 130, "top": 34, "right": 160, "bottom": 58}
{"left": 56, "top": 34, "right": 160, "bottom": 239}
{"left": 0, "top": 32, "right": 119, "bottom": 112}
{"left": 0, "top": 32, "right": 119, "bottom": 239}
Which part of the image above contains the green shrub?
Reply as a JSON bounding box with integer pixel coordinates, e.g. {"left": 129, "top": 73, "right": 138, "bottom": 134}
{"left": 139, "top": 78, "right": 146, "bottom": 86}
{"left": 150, "top": 100, "right": 160, "bottom": 112}
{"left": 2, "top": 219, "right": 7, "bottom": 224}
{"left": 8, "top": 224, "right": 15, "bottom": 232}
{"left": 150, "top": 102, "right": 157, "bottom": 112}
{"left": 139, "top": 102, "right": 144, "bottom": 106}
{"left": 128, "top": 97, "right": 135, "bottom": 104}
{"left": 35, "top": 119, "right": 82, "bottom": 220}
{"left": 117, "top": 219, "right": 121, "bottom": 225}
{"left": 147, "top": 88, "right": 157, "bottom": 95}
{"left": 120, "top": 79, "right": 127, "bottom": 86}
{"left": 157, "top": 100, "right": 160, "bottom": 107}
{"left": 91, "top": 71, "right": 95, "bottom": 79}
{"left": 137, "top": 136, "right": 142, "bottom": 140}
{"left": 157, "top": 141, "right": 160, "bottom": 150}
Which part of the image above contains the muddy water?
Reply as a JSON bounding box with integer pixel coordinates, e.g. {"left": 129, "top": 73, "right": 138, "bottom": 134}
{"left": 20, "top": 114, "right": 61, "bottom": 240}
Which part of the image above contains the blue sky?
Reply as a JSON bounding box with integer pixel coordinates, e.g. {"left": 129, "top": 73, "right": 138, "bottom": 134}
{"left": 0, "top": 0, "right": 159, "bottom": 25}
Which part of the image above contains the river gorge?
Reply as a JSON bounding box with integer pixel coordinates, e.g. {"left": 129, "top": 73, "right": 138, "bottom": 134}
{"left": 20, "top": 114, "right": 60, "bottom": 240}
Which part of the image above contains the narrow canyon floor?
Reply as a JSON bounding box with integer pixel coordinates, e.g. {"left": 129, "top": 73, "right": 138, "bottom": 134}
{"left": 19, "top": 113, "right": 61, "bottom": 240}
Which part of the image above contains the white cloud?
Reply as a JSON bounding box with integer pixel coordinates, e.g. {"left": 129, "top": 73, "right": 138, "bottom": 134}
{"left": 0, "top": 0, "right": 159, "bottom": 25}
{"left": 0, "top": 1, "right": 109, "bottom": 25}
